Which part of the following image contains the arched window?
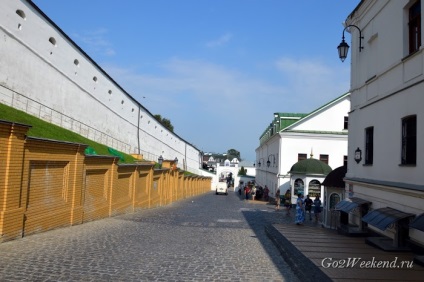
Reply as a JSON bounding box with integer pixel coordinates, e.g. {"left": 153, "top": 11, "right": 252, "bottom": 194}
{"left": 294, "top": 178, "right": 304, "bottom": 196}
{"left": 49, "top": 37, "right": 57, "bottom": 46}
{"left": 16, "top": 10, "right": 26, "bottom": 19}
{"left": 329, "top": 193, "right": 341, "bottom": 209}
{"left": 308, "top": 179, "right": 321, "bottom": 198}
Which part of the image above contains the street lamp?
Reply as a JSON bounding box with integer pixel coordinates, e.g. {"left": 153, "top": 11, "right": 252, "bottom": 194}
{"left": 267, "top": 154, "right": 276, "bottom": 167}
{"left": 257, "top": 158, "right": 265, "bottom": 167}
{"left": 338, "top": 24, "right": 363, "bottom": 62}
{"left": 158, "top": 155, "right": 163, "bottom": 168}
{"left": 174, "top": 157, "right": 178, "bottom": 165}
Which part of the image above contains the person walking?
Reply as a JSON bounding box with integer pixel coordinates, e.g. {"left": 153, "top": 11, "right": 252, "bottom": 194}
{"left": 313, "top": 195, "right": 322, "bottom": 223}
{"left": 264, "top": 186, "right": 269, "bottom": 201}
{"left": 275, "top": 189, "right": 281, "bottom": 211}
{"left": 295, "top": 193, "right": 305, "bottom": 225}
{"left": 245, "top": 185, "right": 250, "bottom": 200}
{"left": 284, "top": 189, "right": 292, "bottom": 216}
{"left": 304, "top": 195, "right": 313, "bottom": 220}
{"left": 251, "top": 185, "right": 257, "bottom": 201}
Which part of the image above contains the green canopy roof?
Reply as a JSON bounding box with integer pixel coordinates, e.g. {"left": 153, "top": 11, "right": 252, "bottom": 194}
{"left": 289, "top": 158, "right": 332, "bottom": 175}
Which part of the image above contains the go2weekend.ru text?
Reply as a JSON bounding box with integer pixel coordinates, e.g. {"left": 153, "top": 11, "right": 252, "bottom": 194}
{"left": 321, "top": 257, "right": 414, "bottom": 269}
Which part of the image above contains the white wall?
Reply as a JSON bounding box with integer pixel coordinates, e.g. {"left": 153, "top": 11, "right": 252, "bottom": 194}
{"left": 0, "top": 0, "right": 201, "bottom": 174}
{"left": 344, "top": 0, "right": 424, "bottom": 245}
{"left": 255, "top": 95, "right": 349, "bottom": 197}
{"left": 346, "top": 0, "right": 424, "bottom": 186}
{"left": 292, "top": 98, "right": 350, "bottom": 132}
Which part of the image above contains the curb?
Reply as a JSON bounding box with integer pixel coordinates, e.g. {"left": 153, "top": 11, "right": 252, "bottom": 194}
{"left": 264, "top": 224, "right": 332, "bottom": 282}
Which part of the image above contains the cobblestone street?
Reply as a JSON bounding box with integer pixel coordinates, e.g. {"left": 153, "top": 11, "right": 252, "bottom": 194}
{"left": 0, "top": 192, "right": 300, "bottom": 281}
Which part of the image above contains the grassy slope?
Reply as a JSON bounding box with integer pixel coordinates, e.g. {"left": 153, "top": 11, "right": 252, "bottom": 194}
{"left": 0, "top": 103, "right": 137, "bottom": 163}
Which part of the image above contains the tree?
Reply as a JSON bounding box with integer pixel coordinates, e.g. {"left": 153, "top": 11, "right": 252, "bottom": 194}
{"left": 227, "top": 149, "right": 241, "bottom": 160}
{"left": 238, "top": 166, "right": 247, "bottom": 176}
{"left": 154, "top": 114, "right": 174, "bottom": 132}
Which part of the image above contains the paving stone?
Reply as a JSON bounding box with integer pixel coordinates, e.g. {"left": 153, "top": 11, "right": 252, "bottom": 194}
{"left": 0, "top": 192, "right": 300, "bottom": 281}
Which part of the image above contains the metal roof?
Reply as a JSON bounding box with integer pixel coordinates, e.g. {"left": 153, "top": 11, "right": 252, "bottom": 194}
{"left": 410, "top": 213, "right": 424, "bottom": 232}
{"left": 362, "top": 207, "right": 415, "bottom": 231}
{"left": 335, "top": 197, "right": 371, "bottom": 213}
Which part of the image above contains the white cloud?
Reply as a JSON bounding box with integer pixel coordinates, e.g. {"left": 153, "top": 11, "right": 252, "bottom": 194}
{"left": 205, "top": 33, "right": 233, "bottom": 48}
{"left": 72, "top": 28, "right": 116, "bottom": 57}
{"left": 104, "top": 56, "right": 349, "bottom": 160}
{"left": 274, "top": 57, "right": 350, "bottom": 112}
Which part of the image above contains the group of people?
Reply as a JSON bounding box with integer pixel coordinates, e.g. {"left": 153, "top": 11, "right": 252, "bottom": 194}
{"left": 294, "top": 193, "right": 322, "bottom": 225}
{"left": 240, "top": 183, "right": 270, "bottom": 201}
{"left": 275, "top": 189, "right": 322, "bottom": 225}
{"left": 275, "top": 189, "right": 292, "bottom": 215}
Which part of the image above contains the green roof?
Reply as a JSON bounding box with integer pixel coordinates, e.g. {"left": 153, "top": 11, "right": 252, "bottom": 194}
{"left": 259, "top": 92, "right": 350, "bottom": 144}
{"left": 289, "top": 158, "right": 332, "bottom": 175}
{"left": 285, "top": 130, "right": 348, "bottom": 135}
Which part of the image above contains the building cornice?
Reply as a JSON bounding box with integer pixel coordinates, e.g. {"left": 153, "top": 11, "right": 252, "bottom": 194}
{"left": 345, "top": 177, "right": 424, "bottom": 194}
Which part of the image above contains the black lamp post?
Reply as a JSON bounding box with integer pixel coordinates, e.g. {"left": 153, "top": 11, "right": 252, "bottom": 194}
{"left": 158, "top": 155, "right": 163, "bottom": 168}
{"left": 338, "top": 24, "right": 363, "bottom": 62}
{"left": 174, "top": 157, "right": 178, "bottom": 165}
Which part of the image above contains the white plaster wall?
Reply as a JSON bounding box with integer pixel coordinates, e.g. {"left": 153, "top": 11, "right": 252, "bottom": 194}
{"left": 0, "top": 0, "right": 201, "bottom": 174}
{"left": 349, "top": 1, "right": 413, "bottom": 98}
{"left": 346, "top": 0, "right": 424, "bottom": 186}
{"left": 291, "top": 97, "right": 350, "bottom": 132}
{"left": 345, "top": 0, "right": 424, "bottom": 245}
{"left": 214, "top": 163, "right": 240, "bottom": 192}
{"left": 256, "top": 130, "right": 348, "bottom": 196}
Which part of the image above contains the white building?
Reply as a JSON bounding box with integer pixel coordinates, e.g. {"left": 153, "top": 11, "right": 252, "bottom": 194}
{"left": 341, "top": 0, "right": 424, "bottom": 250}
{"left": 256, "top": 92, "right": 350, "bottom": 202}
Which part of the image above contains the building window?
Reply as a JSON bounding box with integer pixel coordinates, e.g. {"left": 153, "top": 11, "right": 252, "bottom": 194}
{"left": 298, "top": 153, "right": 307, "bottom": 161}
{"left": 308, "top": 179, "right": 321, "bottom": 198}
{"left": 319, "top": 154, "right": 329, "bottom": 164}
{"left": 16, "top": 10, "right": 26, "bottom": 19}
{"left": 49, "top": 37, "right": 57, "bottom": 46}
{"left": 365, "top": 127, "right": 374, "bottom": 165}
{"left": 294, "top": 179, "right": 304, "bottom": 196}
{"left": 344, "top": 116, "right": 349, "bottom": 130}
{"left": 329, "top": 193, "right": 341, "bottom": 209}
{"left": 401, "top": 115, "right": 417, "bottom": 165}
{"left": 409, "top": 0, "right": 421, "bottom": 54}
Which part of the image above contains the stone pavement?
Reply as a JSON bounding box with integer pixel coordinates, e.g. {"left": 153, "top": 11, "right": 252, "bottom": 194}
{"left": 1, "top": 191, "right": 421, "bottom": 281}
{"left": 0, "top": 192, "right": 300, "bottom": 282}
{"left": 264, "top": 206, "right": 424, "bottom": 282}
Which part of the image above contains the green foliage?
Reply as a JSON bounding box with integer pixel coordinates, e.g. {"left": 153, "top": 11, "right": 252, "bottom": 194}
{"left": 227, "top": 149, "right": 241, "bottom": 161}
{"left": 0, "top": 103, "right": 136, "bottom": 163}
{"left": 154, "top": 114, "right": 174, "bottom": 132}
{"left": 238, "top": 166, "right": 247, "bottom": 176}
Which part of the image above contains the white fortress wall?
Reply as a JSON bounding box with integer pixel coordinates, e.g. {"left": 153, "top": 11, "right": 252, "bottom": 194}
{"left": 0, "top": 0, "right": 201, "bottom": 173}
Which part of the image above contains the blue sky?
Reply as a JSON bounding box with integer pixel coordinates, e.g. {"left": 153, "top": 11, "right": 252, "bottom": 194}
{"left": 33, "top": 0, "right": 359, "bottom": 162}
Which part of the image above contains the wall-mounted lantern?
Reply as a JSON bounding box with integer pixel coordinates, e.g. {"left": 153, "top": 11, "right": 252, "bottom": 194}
{"left": 354, "top": 147, "right": 362, "bottom": 163}
{"left": 337, "top": 24, "right": 364, "bottom": 62}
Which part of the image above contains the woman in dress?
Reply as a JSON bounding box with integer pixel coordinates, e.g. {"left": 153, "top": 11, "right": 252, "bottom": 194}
{"left": 295, "top": 193, "right": 305, "bottom": 225}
